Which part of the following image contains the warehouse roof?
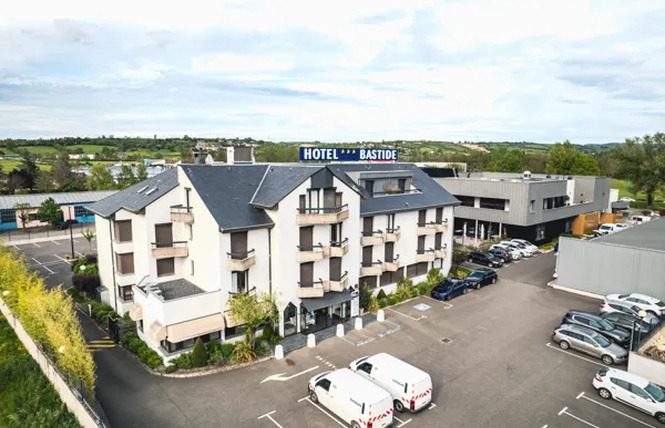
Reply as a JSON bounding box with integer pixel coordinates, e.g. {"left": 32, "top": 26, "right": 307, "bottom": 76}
{"left": 594, "top": 218, "right": 665, "bottom": 252}
{"left": 0, "top": 190, "right": 117, "bottom": 210}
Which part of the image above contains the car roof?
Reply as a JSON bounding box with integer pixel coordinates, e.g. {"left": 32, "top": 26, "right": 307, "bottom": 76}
{"left": 558, "top": 323, "right": 598, "bottom": 337}
{"left": 567, "top": 310, "right": 603, "bottom": 320}
{"left": 324, "top": 369, "right": 392, "bottom": 400}
{"left": 605, "top": 369, "right": 650, "bottom": 388}
{"left": 605, "top": 299, "right": 633, "bottom": 308}
{"left": 629, "top": 293, "right": 659, "bottom": 303}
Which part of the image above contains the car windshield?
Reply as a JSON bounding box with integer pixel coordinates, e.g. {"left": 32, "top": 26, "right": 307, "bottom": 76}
{"left": 468, "top": 272, "right": 484, "bottom": 279}
{"left": 440, "top": 280, "right": 455, "bottom": 288}
{"left": 594, "top": 335, "right": 611, "bottom": 348}
{"left": 645, "top": 383, "right": 665, "bottom": 402}
{"left": 631, "top": 305, "right": 642, "bottom": 313}
{"left": 599, "top": 319, "right": 615, "bottom": 331}
{"left": 657, "top": 301, "right": 665, "bottom": 308}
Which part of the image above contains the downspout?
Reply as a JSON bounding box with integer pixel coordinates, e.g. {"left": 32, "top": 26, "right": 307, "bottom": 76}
{"left": 268, "top": 227, "right": 273, "bottom": 295}
{"left": 109, "top": 218, "right": 118, "bottom": 313}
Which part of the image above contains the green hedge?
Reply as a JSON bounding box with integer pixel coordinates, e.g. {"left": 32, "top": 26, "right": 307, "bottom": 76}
{"left": 120, "top": 332, "right": 162, "bottom": 369}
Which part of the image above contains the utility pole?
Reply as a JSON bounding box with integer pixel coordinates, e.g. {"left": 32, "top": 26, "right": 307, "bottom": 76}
{"left": 69, "top": 206, "right": 75, "bottom": 259}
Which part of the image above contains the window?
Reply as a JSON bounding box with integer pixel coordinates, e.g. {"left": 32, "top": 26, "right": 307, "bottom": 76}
{"left": 536, "top": 225, "right": 545, "bottom": 241}
{"left": 156, "top": 258, "right": 175, "bottom": 277}
{"left": 0, "top": 209, "right": 16, "bottom": 224}
{"left": 232, "top": 270, "right": 249, "bottom": 293}
{"left": 190, "top": 260, "right": 195, "bottom": 276}
{"left": 160, "top": 331, "right": 221, "bottom": 354}
{"left": 225, "top": 325, "right": 246, "bottom": 340}
{"left": 357, "top": 362, "right": 373, "bottom": 375}
{"left": 362, "top": 246, "right": 373, "bottom": 266}
{"left": 114, "top": 220, "right": 132, "bottom": 242}
{"left": 417, "top": 236, "right": 426, "bottom": 253}
{"left": 188, "top": 224, "right": 193, "bottom": 240}
{"left": 434, "top": 233, "right": 442, "bottom": 250}
{"left": 542, "top": 196, "right": 567, "bottom": 210}
{"left": 610, "top": 378, "right": 630, "bottom": 390}
{"left": 154, "top": 223, "right": 173, "bottom": 246}
{"left": 28, "top": 213, "right": 39, "bottom": 221}
{"left": 362, "top": 217, "right": 374, "bottom": 236}
{"left": 118, "top": 285, "right": 133, "bottom": 301}
{"left": 329, "top": 258, "right": 342, "bottom": 281}
{"left": 529, "top": 200, "right": 535, "bottom": 213}
{"left": 387, "top": 214, "right": 396, "bottom": 231}
{"left": 384, "top": 242, "right": 394, "bottom": 262}
{"left": 74, "top": 205, "right": 92, "bottom": 218}
{"left": 398, "top": 179, "right": 406, "bottom": 193}
{"left": 436, "top": 208, "right": 443, "bottom": 223}
{"left": 629, "top": 384, "right": 650, "bottom": 399}
{"left": 479, "top": 198, "right": 506, "bottom": 210}
{"left": 418, "top": 209, "right": 427, "bottom": 225}
{"left": 299, "top": 226, "right": 314, "bottom": 251}
{"left": 380, "top": 267, "right": 404, "bottom": 286}
{"left": 565, "top": 219, "right": 572, "bottom": 233}
{"left": 360, "top": 276, "right": 378, "bottom": 289}
{"left": 115, "top": 252, "right": 134, "bottom": 274}
{"left": 300, "top": 262, "right": 314, "bottom": 285}
{"left": 416, "top": 262, "right": 428, "bottom": 276}
{"left": 330, "top": 222, "right": 343, "bottom": 243}
{"left": 138, "top": 320, "right": 143, "bottom": 332}
{"left": 231, "top": 231, "right": 249, "bottom": 258}
{"left": 364, "top": 180, "right": 375, "bottom": 194}
{"left": 406, "top": 264, "right": 418, "bottom": 278}
{"left": 454, "top": 195, "right": 474, "bottom": 207}
{"left": 316, "top": 378, "right": 332, "bottom": 392}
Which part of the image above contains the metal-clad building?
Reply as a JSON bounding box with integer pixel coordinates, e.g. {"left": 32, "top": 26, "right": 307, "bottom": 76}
{"left": 556, "top": 218, "right": 665, "bottom": 300}
{"left": 435, "top": 172, "right": 611, "bottom": 243}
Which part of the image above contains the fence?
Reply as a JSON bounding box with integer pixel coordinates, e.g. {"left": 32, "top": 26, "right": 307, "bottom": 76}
{"left": 0, "top": 222, "right": 95, "bottom": 242}
{"left": 0, "top": 297, "right": 111, "bottom": 428}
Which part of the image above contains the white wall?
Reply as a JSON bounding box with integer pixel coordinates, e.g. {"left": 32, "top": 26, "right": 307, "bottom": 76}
{"left": 95, "top": 216, "right": 115, "bottom": 308}
{"left": 628, "top": 352, "right": 665, "bottom": 388}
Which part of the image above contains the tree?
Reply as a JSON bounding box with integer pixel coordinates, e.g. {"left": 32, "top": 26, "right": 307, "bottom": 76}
{"left": 13, "top": 202, "right": 32, "bottom": 229}
{"left": 227, "top": 292, "right": 277, "bottom": 349}
{"left": 358, "top": 283, "right": 373, "bottom": 312}
{"left": 6, "top": 169, "right": 32, "bottom": 193}
{"left": 135, "top": 162, "right": 148, "bottom": 182}
{"left": 35, "top": 170, "right": 56, "bottom": 193}
{"left": 613, "top": 133, "right": 665, "bottom": 207}
{"left": 81, "top": 228, "right": 95, "bottom": 252}
{"left": 52, "top": 149, "right": 74, "bottom": 189}
{"left": 38, "top": 197, "right": 62, "bottom": 227}
{"left": 191, "top": 338, "right": 208, "bottom": 368}
{"left": 546, "top": 140, "right": 600, "bottom": 176}
{"left": 19, "top": 149, "right": 39, "bottom": 183}
{"left": 571, "top": 153, "right": 600, "bottom": 176}
{"left": 86, "top": 163, "right": 116, "bottom": 190}
{"left": 116, "top": 164, "right": 136, "bottom": 188}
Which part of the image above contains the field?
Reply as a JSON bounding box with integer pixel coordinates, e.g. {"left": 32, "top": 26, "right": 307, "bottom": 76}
{"left": 0, "top": 159, "right": 52, "bottom": 171}
{"left": 612, "top": 178, "right": 665, "bottom": 209}
{"left": 3, "top": 145, "right": 115, "bottom": 156}
{"left": 0, "top": 314, "right": 80, "bottom": 428}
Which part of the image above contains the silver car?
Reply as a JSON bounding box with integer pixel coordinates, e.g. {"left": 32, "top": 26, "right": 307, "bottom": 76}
{"left": 552, "top": 324, "right": 628, "bottom": 365}
{"left": 600, "top": 299, "right": 661, "bottom": 326}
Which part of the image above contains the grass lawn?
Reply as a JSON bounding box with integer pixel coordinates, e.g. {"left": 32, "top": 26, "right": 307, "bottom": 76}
{"left": 0, "top": 314, "right": 81, "bottom": 428}
{"left": 0, "top": 159, "right": 52, "bottom": 171}
{"left": 612, "top": 178, "right": 665, "bottom": 208}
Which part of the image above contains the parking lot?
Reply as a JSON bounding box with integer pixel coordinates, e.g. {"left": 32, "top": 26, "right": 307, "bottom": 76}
{"left": 8, "top": 241, "right": 660, "bottom": 428}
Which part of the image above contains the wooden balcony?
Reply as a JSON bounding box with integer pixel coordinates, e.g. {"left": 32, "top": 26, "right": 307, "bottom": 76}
{"left": 361, "top": 231, "right": 384, "bottom": 246}
{"left": 415, "top": 249, "right": 435, "bottom": 262}
{"left": 384, "top": 227, "right": 401, "bottom": 242}
{"left": 327, "top": 271, "right": 349, "bottom": 292}
{"left": 297, "top": 244, "right": 327, "bottom": 263}
{"left": 416, "top": 222, "right": 437, "bottom": 236}
{"left": 226, "top": 249, "right": 256, "bottom": 271}
{"left": 383, "top": 255, "right": 400, "bottom": 272}
{"left": 296, "top": 204, "right": 349, "bottom": 225}
{"left": 327, "top": 238, "right": 349, "bottom": 257}
{"left": 360, "top": 261, "right": 383, "bottom": 276}
{"left": 297, "top": 281, "right": 325, "bottom": 298}
{"left": 151, "top": 241, "right": 188, "bottom": 259}
{"left": 170, "top": 206, "right": 194, "bottom": 223}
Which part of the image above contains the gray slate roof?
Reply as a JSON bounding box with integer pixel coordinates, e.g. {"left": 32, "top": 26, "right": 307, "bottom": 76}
{"left": 250, "top": 165, "right": 323, "bottom": 208}
{"left": 328, "top": 163, "right": 460, "bottom": 215}
{"left": 181, "top": 165, "right": 274, "bottom": 231}
{"left": 594, "top": 218, "right": 665, "bottom": 252}
{"left": 0, "top": 190, "right": 117, "bottom": 210}
{"left": 88, "top": 168, "right": 179, "bottom": 217}
{"left": 156, "top": 278, "right": 205, "bottom": 301}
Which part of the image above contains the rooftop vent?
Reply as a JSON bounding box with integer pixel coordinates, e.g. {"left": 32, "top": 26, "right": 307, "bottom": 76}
{"left": 137, "top": 186, "right": 149, "bottom": 193}
{"left": 145, "top": 188, "right": 158, "bottom": 196}
{"left": 523, "top": 171, "right": 532, "bottom": 179}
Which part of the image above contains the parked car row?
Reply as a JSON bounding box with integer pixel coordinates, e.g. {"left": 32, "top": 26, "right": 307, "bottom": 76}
{"left": 430, "top": 268, "right": 499, "bottom": 301}
{"left": 307, "top": 353, "right": 433, "bottom": 428}
{"left": 593, "top": 222, "right": 629, "bottom": 237}
{"left": 465, "top": 239, "right": 540, "bottom": 269}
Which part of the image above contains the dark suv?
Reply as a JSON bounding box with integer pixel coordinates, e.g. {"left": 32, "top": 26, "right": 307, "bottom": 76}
{"left": 561, "top": 310, "right": 630, "bottom": 347}
{"left": 488, "top": 248, "right": 511, "bottom": 263}
{"left": 468, "top": 251, "right": 504, "bottom": 268}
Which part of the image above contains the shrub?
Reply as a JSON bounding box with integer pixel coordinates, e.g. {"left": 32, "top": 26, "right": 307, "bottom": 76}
{"left": 417, "top": 282, "right": 430, "bottom": 295}
{"left": 138, "top": 346, "right": 163, "bottom": 369}
{"left": 122, "top": 332, "right": 137, "bottom": 346}
{"left": 171, "top": 352, "right": 193, "bottom": 369}
{"left": 221, "top": 343, "right": 236, "bottom": 360}
{"left": 191, "top": 338, "right": 208, "bottom": 368}
{"left": 426, "top": 268, "right": 444, "bottom": 287}
{"left": 255, "top": 339, "right": 271, "bottom": 356}
{"left": 129, "top": 337, "right": 143, "bottom": 354}
{"left": 397, "top": 276, "right": 414, "bottom": 289}
{"left": 378, "top": 298, "right": 388, "bottom": 308}
{"left": 387, "top": 295, "right": 398, "bottom": 306}
{"left": 165, "top": 365, "right": 178, "bottom": 374}
{"left": 72, "top": 274, "right": 101, "bottom": 296}
{"left": 366, "top": 295, "right": 379, "bottom": 312}
{"left": 233, "top": 340, "right": 256, "bottom": 364}
{"left": 358, "top": 283, "right": 373, "bottom": 312}
{"left": 261, "top": 324, "right": 276, "bottom": 343}
{"left": 376, "top": 289, "right": 387, "bottom": 300}
{"left": 395, "top": 283, "right": 412, "bottom": 301}
{"left": 411, "top": 287, "right": 420, "bottom": 297}
{"left": 206, "top": 341, "right": 225, "bottom": 365}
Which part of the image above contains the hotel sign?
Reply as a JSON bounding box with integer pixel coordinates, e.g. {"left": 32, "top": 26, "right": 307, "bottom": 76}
{"left": 299, "top": 147, "right": 398, "bottom": 162}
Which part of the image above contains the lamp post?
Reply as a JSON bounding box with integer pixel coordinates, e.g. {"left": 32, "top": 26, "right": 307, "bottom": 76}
{"left": 68, "top": 206, "right": 75, "bottom": 259}
{"left": 630, "top": 310, "right": 648, "bottom": 352}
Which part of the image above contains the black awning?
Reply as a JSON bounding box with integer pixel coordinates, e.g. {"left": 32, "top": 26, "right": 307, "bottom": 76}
{"left": 301, "top": 290, "right": 355, "bottom": 312}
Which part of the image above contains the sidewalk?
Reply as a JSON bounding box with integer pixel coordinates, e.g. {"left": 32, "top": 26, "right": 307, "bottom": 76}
{"left": 281, "top": 313, "right": 377, "bottom": 354}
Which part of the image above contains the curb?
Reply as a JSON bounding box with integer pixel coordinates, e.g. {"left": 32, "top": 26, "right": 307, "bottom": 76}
{"left": 158, "top": 355, "right": 273, "bottom": 378}
{"left": 547, "top": 281, "right": 604, "bottom": 300}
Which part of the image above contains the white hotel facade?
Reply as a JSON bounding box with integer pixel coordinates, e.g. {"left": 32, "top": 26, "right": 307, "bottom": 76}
{"left": 89, "top": 163, "right": 458, "bottom": 361}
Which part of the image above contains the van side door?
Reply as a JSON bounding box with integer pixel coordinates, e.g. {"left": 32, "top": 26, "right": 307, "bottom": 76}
{"left": 315, "top": 378, "right": 333, "bottom": 409}
{"left": 356, "top": 361, "right": 374, "bottom": 380}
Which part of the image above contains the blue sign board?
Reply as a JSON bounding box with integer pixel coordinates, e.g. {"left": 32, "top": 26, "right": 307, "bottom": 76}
{"left": 299, "top": 147, "right": 398, "bottom": 162}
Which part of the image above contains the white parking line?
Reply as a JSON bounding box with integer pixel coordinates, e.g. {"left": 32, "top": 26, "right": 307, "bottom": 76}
{"left": 422, "top": 296, "right": 453, "bottom": 309}
{"left": 545, "top": 343, "right": 608, "bottom": 368}
{"left": 41, "top": 265, "right": 54, "bottom": 274}
{"left": 54, "top": 254, "right": 72, "bottom": 264}
{"left": 386, "top": 307, "right": 426, "bottom": 321}
{"left": 301, "top": 398, "right": 346, "bottom": 428}
{"left": 51, "top": 240, "right": 61, "bottom": 245}
{"left": 31, "top": 257, "right": 55, "bottom": 274}
{"left": 558, "top": 406, "right": 600, "bottom": 428}
{"left": 428, "top": 403, "right": 436, "bottom": 410}
{"left": 258, "top": 410, "right": 286, "bottom": 428}
{"left": 577, "top": 392, "right": 657, "bottom": 428}
{"left": 394, "top": 415, "right": 412, "bottom": 426}
{"left": 75, "top": 250, "right": 84, "bottom": 256}
{"left": 32, "top": 242, "right": 41, "bottom": 247}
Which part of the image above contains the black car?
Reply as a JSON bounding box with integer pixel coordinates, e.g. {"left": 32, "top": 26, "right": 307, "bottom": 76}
{"left": 487, "top": 248, "right": 511, "bottom": 263}
{"left": 54, "top": 219, "right": 79, "bottom": 230}
{"left": 464, "top": 268, "right": 498, "bottom": 290}
{"left": 600, "top": 312, "right": 654, "bottom": 334}
{"left": 561, "top": 310, "right": 631, "bottom": 347}
{"left": 467, "top": 251, "right": 504, "bottom": 268}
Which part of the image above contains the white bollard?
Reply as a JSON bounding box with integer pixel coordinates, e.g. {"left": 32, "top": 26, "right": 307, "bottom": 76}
{"left": 274, "top": 344, "right": 284, "bottom": 360}
{"left": 307, "top": 333, "right": 316, "bottom": 348}
{"left": 355, "top": 317, "right": 363, "bottom": 330}
{"left": 336, "top": 324, "right": 345, "bottom": 337}
{"left": 377, "top": 309, "right": 385, "bottom": 322}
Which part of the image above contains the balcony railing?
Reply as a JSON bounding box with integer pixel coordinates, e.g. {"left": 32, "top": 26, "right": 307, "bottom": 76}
{"left": 361, "top": 230, "right": 384, "bottom": 246}
{"left": 226, "top": 249, "right": 256, "bottom": 271}
{"left": 297, "top": 280, "right": 325, "bottom": 298}
{"left": 383, "top": 254, "right": 400, "bottom": 272}
{"left": 170, "top": 205, "right": 194, "bottom": 223}
{"left": 434, "top": 243, "right": 448, "bottom": 259}
{"left": 296, "top": 204, "right": 349, "bottom": 225}
{"left": 434, "top": 218, "right": 448, "bottom": 232}
{"left": 297, "top": 243, "right": 326, "bottom": 262}
{"left": 360, "top": 260, "right": 383, "bottom": 276}
{"left": 328, "top": 238, "right": 349, "bottom": 257}
{"left": 416, "top": 221, "right": 438, "bottom": 235}
{"left": 151, "top": 241, "right": 189, "bottom": 259}
{"left": 416, "top": 248, "right": 436, "bottom": 262}
{"left": 228, "top": 286, "right": 256, "bottom": 297}
{"left": 384, "top": 227, "right": 401, "bottom": 242}
{"left": 327, "top": 271, "right": 349, "bottom": 292}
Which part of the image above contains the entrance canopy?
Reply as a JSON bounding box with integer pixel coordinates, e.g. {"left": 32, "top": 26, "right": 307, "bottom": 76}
{"left": 301, "top": 290, "right": 354, "bottom": 312}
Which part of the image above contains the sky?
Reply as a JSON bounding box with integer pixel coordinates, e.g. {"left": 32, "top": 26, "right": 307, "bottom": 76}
{"left": 1, "top": 0, "right": 664, "bottom": 143}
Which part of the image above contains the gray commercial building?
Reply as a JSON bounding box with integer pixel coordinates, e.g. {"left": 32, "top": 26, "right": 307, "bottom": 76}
{"left": 434, "top": 171, "right": 611, "bottom": 243}
{"left": 556, "top": 218, "right": 665, "bottom": 300}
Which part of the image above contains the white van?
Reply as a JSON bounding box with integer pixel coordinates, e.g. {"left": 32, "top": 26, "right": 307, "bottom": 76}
{"left": 350, "top": 353, "right": 433, "bottom": 413}
{"left": 308, "top": 368, "right": 393, "bottom": 428}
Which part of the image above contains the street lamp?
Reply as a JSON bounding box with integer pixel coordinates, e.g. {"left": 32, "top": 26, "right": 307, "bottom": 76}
{"left": 68, "top": 206, "right": 75, "bottom": 259}
{"left": 630, "top": 310, "right": 648, "bottom": 352}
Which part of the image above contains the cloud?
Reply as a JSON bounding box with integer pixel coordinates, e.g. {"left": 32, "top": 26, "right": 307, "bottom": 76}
{"left": 1, "top": 0, "right": 665, "bottom": 142}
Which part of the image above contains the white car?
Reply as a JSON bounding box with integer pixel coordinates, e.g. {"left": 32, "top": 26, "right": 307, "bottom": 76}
{"left": 619, "top": 197, "right": 636, "bottom": 202}
{"left": 490, "top": 243, "right": 522, "bottom": 260}
{"left": 594, "top": 223, "right": 622, "bottom": 237}
{"left": 605, "top": 293, "right": 665, "bottom": 318}
{"left": 500, "top": 241, "right": 534, "bottom": 257}
{"left": 593, "top": 368, "right": 665, "bottom": 424}
{"left": 510, "top": 239, "right": 539, "bottom": 253}
{"left": 600, "top": 299, "right": 661, "bottom": 325}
